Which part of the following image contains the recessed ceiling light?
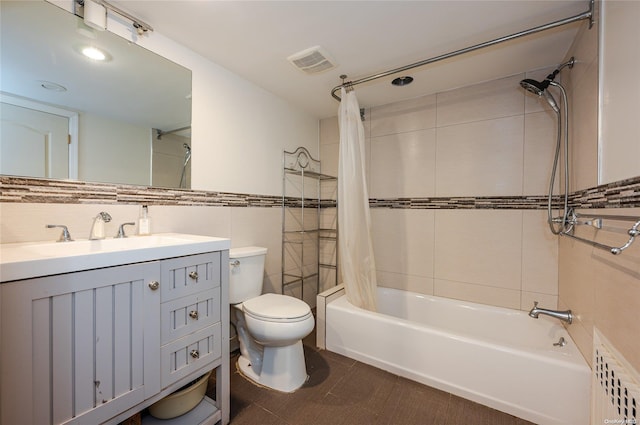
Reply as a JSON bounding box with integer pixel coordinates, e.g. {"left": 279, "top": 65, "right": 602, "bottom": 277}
{"left": 82, "top": 46, "right": 107, "bottom": 61}
{"left": 39, "top": 81, "right": 67, "bottom": 92}
{"left": 74, "top": 44, "right": 112, "bottom": 62}
{"left": 391, "top": 76, "right": 414, "bottom": 86}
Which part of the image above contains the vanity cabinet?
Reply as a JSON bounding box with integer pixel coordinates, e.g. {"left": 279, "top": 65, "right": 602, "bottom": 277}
{"left": 159, "top": 253, "right": 222, "bottom": 388}
{"left": 0, "top": 249, "right": 229, "bottom": 425}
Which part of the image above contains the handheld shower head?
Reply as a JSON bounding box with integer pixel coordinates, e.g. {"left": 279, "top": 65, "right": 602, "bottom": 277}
{"left": 542, "top": 90, "right": 560, "bottom": 114}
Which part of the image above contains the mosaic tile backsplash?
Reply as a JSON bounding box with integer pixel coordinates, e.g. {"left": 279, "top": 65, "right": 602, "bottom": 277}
{"left": 1, "top": 175, "right": 639, "bottom": 209}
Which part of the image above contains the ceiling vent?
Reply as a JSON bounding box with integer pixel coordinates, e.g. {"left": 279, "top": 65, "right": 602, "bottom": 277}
{"left": 287, "top": 46, "right": 336, "bottom": 75}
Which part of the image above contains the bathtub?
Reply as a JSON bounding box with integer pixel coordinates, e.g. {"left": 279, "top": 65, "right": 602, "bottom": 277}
{"left": 324, "top": 287, "right": 590, "bottom": 425}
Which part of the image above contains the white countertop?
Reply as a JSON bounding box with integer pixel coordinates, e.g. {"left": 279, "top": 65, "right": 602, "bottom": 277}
{"left": 0, "top": 233, "right": 230, "bottom": 282}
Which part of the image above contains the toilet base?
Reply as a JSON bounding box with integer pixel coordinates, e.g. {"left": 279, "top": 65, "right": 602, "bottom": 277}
{"left": 237, "top": 340, "right": 308, "bottom": 393}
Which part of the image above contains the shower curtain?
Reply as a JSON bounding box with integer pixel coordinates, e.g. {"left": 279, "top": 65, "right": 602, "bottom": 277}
{"left": 337, "top": 87, "right": 377, "bottom": 311}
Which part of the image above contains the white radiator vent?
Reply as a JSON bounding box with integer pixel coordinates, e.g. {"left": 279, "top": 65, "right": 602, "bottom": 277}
{"left": 287, "top": 46, "right": 336, "bottom": 74}
{"left": 593, "top": 334, "right": 639, "bottom": 424}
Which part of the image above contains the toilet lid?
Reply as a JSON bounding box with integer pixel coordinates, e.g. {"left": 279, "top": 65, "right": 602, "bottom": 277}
{"left": 242, "top": 293, "right": 311, "bottom": 322}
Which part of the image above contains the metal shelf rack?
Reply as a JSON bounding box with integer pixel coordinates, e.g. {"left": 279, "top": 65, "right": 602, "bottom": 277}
{"left": 282, "top": 147, "right": 337, "bottom": 302}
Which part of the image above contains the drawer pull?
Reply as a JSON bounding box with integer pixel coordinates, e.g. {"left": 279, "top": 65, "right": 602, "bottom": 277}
{"left": 188, "top": 271, "right": 199, "bottom": 281}
{"left": 189, "top": 310, "right": 199, "bottom": 320}
{"left": 148, "top": 281, "right": 159, "bottom": 290}
{"left": 190, "top": 349, "right": 200, "bottom": 359}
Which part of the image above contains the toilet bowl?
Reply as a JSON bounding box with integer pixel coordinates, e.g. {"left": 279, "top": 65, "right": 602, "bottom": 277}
{"left": 230, "top": 247, "right": 314, "bottom": 392}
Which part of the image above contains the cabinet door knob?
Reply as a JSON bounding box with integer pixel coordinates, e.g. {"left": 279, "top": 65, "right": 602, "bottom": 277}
{"left": 190, "top": 349, "right": 200, "bottom": 359}
{"left": 189, "top": 310, "right": 199, "bottom": 320}
{"left": 148, "top": 281, "right": 160, "bottom": 290}
{"left": 188, "top": 271, "right": 198, "bottom": 281}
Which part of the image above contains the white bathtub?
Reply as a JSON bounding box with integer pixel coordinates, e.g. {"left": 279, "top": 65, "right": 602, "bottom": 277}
{"left": 324, "top": 287, "right": 590, "bottom": 425}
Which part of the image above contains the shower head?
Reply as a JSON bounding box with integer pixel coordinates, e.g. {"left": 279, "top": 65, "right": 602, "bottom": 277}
{"left": 519, "top": 57, "right": 574, "bottom": 113}
{"left": 183, "top": 143, "right": 191, "bottom": 154}
{"left": 519, "top": 78, "right": 560, "bottom": 113}
{"left": 520, "top": 78, "right": 550, "bottom": 96}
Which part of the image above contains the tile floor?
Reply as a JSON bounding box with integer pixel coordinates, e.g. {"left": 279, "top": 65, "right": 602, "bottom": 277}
{"left": 218, "top": 335, "right": 535, "bottom": 425}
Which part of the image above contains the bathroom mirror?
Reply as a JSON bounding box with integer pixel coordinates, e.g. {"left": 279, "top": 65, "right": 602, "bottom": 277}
{"left": 0, "top": 1, "right": 192, "bottom": 188}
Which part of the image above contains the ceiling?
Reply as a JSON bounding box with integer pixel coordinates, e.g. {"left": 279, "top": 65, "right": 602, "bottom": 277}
{"left": 109, "top": 0, "right": 592, "bottom": 119}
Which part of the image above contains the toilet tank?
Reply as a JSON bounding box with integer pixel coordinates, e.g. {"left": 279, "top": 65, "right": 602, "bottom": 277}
{"left": 229, "top": 246, "right": 268, "bottom": 304}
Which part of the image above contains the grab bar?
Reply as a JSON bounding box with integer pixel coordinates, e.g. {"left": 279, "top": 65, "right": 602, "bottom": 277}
{"left": 562, "top": 208, "right": 640, "bottom": 255}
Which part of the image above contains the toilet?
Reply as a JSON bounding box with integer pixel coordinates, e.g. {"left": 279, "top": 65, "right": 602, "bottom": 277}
{"left": 229, "top": 246, "right": 315, "bottom": 392}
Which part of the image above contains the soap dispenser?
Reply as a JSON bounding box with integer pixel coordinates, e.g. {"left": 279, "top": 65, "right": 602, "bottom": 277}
{"left": 138, "top": 205, "right": 151, "bottom": 235}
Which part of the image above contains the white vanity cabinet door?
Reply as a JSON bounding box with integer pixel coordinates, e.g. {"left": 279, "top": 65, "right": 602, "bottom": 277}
{"left": 0, "top": 262, "right": 161, "bottom": 425}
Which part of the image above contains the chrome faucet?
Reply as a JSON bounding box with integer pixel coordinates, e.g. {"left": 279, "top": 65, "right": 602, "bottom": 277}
{"left": 528, "top": 301, "right": 572, "bottom": 324}
{"left": 89, "top": 211, "right": 112, "bottom": 240}
{"left": 115, "top": 222, "right": 136, "bottom": 238}
{"left": 46, "top": 224, "right": 74, "bottom": 242}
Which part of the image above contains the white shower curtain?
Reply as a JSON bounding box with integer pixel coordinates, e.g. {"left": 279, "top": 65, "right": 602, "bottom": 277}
{"left": 337, "top": 87, "right": 377, "bottom": 311}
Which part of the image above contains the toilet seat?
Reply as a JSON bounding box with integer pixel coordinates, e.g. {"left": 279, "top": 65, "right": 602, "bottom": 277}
{"left": 243, "top": 293, "right": 312, "bottom": 323}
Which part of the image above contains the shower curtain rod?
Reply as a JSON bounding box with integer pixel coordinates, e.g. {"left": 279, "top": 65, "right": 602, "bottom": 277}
{"left": 331, "top": 0, "right": 594, "bottom": 101}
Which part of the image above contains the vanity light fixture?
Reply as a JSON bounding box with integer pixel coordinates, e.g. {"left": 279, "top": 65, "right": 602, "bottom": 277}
{"left": 76, "top": 0, "right": 154, "bottom": 35}
{"left": 83, "top": 0, "right": 106, "bottom": 31}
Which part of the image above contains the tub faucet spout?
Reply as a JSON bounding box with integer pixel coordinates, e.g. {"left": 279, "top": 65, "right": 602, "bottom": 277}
{"left": 528, "top": 301, "right": 572, "bottom": 324}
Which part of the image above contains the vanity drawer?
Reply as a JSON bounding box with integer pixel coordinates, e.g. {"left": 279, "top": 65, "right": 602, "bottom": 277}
{"left": 161, "top": 252, "right": 220, "bottom": 302}
{"left": 161, "top": 323, "right": 221, "bottom": 389}
{"left": 161, "top": 288, "right": 220, "bottom": 345}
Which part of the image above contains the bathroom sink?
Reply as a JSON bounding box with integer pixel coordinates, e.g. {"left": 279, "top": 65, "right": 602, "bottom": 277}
{"left": 0, "top": 233, "right": 230, "bottom": 282}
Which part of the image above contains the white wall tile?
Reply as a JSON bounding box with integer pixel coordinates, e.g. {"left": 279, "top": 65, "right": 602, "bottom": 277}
{"left": 370, "top": 129, "right": 436, "bottom": 198}
{"left": 320, "top": 116, "right": 339, "bottom": 145}
{"left": 568, "top": 58, "right": 599, "bottom": 191}
{"left": 230, "top": 207, "right": 281, "bottom": 278}
{"left": 436, "top": 74, "right": 524, "bottom": 127}
{"left": 523, "top": 111, "right": 559, "bottom": 195}
{"left": 436, "top": 115, "right": 524, "bottom": 196}
{"left": 434, "top": 210, "right": 522, "bottom": 290}
{"left": 319, "top": 143, "right": 339, "bottom": 178}
{"left": 152, "top": 205, "right": 232, "bottom": 237}
{"left": 369, "top": 94, "right": 437, "bottom": 137}
{"left": 376, "top": 270, "right": 434, "bottom": 295}
{"left": 434, "top": 279, "right": 521, "bottom": 310}
{"left": 371, "top": 208, "right": 435, "bottom": 279}
{"left": 522, "top": 210, "right": 558, "bottom": 296}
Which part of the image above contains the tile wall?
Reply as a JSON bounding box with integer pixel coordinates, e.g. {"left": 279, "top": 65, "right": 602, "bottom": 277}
{"left": 320, "top": 71, "right": 562, "bottom": 311}
{"left": 0, "top": 176, "right": 329, "bottom": 307}
{"left": 559, "top": 4, "right": 640, "bottom": 371}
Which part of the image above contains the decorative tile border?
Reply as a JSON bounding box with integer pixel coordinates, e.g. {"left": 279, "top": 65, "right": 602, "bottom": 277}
{"left": 368, "top": 195, "right": 551, "bottom": 210}
{"left": 568, "top": 176, "right": 640, "bottom": 209}
{"left": 1, "top": 175, "right": 639, "bottom": 209}
{"left": 0, "top": 176, "right": 284, "bottom": 207}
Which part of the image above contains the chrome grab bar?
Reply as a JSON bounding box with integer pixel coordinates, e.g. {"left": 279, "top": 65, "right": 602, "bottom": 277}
{"left": 562, "top": 208, "right": 640, "bottom": 255}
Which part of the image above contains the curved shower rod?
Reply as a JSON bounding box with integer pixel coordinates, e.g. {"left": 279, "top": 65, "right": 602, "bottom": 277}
{"left": 331, "top": 0, "right": 594, "bottom": 102}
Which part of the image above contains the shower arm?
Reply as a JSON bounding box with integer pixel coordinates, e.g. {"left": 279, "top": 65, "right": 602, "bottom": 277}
{"left": 330, "top": 0, "right": 594, "bottom": 101}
